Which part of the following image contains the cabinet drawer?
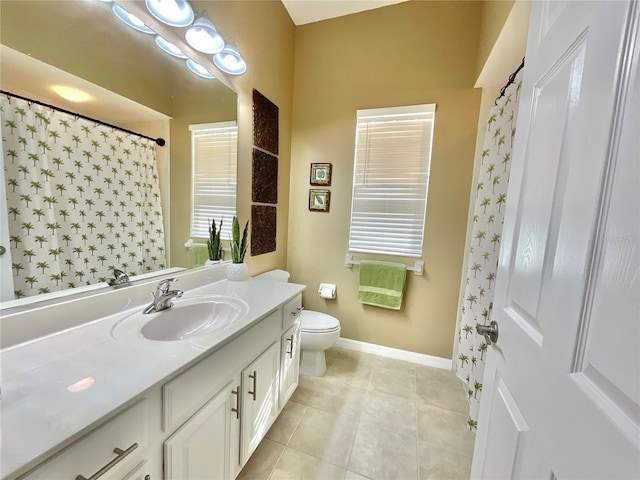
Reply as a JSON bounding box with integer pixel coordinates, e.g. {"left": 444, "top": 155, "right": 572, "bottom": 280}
{"left": 21, "top": 400, "right": 148, "bottom": 480}
{"left": 282, "top": 295, "right": 302, "bottom": 330}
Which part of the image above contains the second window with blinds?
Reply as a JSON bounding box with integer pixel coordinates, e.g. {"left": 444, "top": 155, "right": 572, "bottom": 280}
{"left": 190, "top": 121, "right": 238, "bottom": 240}
{"left": 349, "top": 104, "right": 435, "bottom": 257}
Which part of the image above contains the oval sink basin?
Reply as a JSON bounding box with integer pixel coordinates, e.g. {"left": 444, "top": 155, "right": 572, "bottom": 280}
{"left": 111, "top": 295, "right": 249, "bottom": 342}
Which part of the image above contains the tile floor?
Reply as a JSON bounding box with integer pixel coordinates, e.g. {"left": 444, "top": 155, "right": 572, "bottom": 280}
{"left": 237, "top": 347, "right": 475, "bottom": 480}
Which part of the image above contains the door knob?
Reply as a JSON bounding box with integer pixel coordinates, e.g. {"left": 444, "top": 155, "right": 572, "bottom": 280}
{"left": 476, "top": 321, "right": 499, "bottom": 345}
{"left": 0, "top": 246, "right": 5, "bottom": 256}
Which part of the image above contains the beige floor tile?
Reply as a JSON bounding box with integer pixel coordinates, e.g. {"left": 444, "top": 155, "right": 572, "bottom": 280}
{"left": 290, "top": 375, "right": 321, "bottom": 405}
{"left": 418, "top": 440, "right": 472, "bottom": 480}
{"left": 346, "top": 471, "right": 373, "bottom": 480}
{"left": 417, "top": 404, "right": 475, "bottom": 456}
{"left": 348, "top": 422, "right": 418, "bottom": 480}
{"left": 324, "top": 356, "right": 373, "bottom": 389}
{"left": 287, "top": 407, "right": 359, "bottom": 468}
{"left": 369, "top": 354, "right": 418, "bottom": 375}
{"left": 270, "top": 447, "right": 347, "bottom": 480}
{"left": 416, "top": 370, "right": 469, "bottom": 415}
{"left": 237, "top": 438, "right": 284, "bottom": 480}
{"left": 360, "top": 389, "right": 417, "bottom": 437}
{"left": 266, "top": 401, "right": 307, "bottom": 445}
{"left": 310, "top": 378, "right": 367, "bottom": 419}
{"left": 369, "top": 366, "right": 416, "bottom": 400}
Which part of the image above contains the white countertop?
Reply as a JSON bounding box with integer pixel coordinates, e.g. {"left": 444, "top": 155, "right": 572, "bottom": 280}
{"left": 0, "top": 276, "right": 305, "bottom": 479}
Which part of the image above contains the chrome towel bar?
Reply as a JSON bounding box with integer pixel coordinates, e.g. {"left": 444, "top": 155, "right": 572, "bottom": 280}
{"left": 344, "top": 254, "right": 424, "bottom": 276}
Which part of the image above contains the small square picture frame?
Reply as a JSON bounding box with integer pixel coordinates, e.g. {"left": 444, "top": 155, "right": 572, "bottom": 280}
{"left": 310, "top": 163, "right": 332, "bottom": 186}
{"left": 309, "top": 189, "right": 331, "bottom": 212}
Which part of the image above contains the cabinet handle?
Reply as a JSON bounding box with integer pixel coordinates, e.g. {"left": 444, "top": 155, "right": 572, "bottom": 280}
{"left": 286, "top": 335, "right": 294, "bottom": 358}
{"left": 231, "top": 386, "right": 240, "bottom": 419}
{"left": 75, "top": 442, "right": 138, "bottom": 480}
{"left": 248, "top": 371, "right": 257, "bottom": 401}
{"left": 291, "top": 306, "right": 304, "bottom": 317}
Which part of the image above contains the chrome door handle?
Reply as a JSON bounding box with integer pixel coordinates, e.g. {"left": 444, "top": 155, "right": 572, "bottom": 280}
{"left": 286, "top": 335, "right": 294, "bottom": 358}
{"left": 231, "top": 386, "right": 240, "bottom": 419}
{"left": 476, "top": 321, "right": 499, "bottom": 345}
{"left": 248, "top": 371, "right": 257, "bottom": 401}
{"left": 0, "top": 246, "right": 6, "bottom": 256}
{"left": 75, "top": 442, "right": 138, "bottom": 480}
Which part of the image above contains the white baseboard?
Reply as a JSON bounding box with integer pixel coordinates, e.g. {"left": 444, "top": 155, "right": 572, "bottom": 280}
{"left": 335, "top": 337, "right": 453, "bottom": 370}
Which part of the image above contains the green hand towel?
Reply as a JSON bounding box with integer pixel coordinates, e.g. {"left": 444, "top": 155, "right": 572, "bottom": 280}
{"left": 192, "top": 243, "right": 209, "bottom": 267}
{"left": 358, "top": 260, "right": 407, "bottom": 310}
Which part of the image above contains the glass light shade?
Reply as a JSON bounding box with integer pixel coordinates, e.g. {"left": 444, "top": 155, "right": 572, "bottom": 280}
{"left": 185, "top": 17, "right": 225, "bottom": 54}
{"left": 213, "top": 42, "right": 247, "bottom": 75}
{"left": 186, "top": 59, "right": 215, "bottom": 79}
{"left": 112, "top": 4, "right": 154, "bottom": 34}
{"left": 145, "top": 0, "right": 194, "bottom": 27}
{"left": 155, "top": 35, "right": 188, "bottom": 59}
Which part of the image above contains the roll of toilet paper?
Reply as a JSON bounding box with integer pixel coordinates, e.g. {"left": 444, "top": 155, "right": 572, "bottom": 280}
{"left": 318, "top": 283, "right": 337, "bottom": 299}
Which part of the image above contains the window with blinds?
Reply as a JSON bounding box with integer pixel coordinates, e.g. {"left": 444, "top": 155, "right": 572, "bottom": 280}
{"left": 349, "top": 104, "right": 435, "bottom": 257}
{"left": 190, "top": 121, "right": 238, "bottom": 239}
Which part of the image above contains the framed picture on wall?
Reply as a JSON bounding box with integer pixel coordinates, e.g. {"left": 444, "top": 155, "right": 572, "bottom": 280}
{"left": 310, "top": 163, "right": 332, "bottom": 186}
{"left": 309, "top": 189, "right": 331, "bottom": 212}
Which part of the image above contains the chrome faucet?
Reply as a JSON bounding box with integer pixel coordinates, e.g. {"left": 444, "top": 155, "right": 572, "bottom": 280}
{"left": 143, "top": 278, "right": 184, "bottom": 314}
{"left": 107, "top": 268, "right": 131, "bottom": 288}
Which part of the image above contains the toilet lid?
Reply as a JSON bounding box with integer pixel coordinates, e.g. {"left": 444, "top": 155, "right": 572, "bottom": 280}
{"left": 299, "top": 310, "right": 340, "bottom": 333}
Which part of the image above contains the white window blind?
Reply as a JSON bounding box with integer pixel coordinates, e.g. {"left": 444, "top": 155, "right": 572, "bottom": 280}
{"left": 349, "top": 104, "right": 435, "bottom": 257}
{"left": 190, "top": 121, "right": 238, "bottom": 239}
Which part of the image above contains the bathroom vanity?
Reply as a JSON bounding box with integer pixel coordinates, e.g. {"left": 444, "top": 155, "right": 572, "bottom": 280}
{"left": 0, "top": 265, "right": 305, "bottom": 480}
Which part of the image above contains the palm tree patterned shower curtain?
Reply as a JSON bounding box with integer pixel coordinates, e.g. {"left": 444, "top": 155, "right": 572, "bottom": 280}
{"left": 455, "top": 67, "right": 523, "bottom": 430}
{"left": 1, "top": 93, "right": 166, "bottom": 299}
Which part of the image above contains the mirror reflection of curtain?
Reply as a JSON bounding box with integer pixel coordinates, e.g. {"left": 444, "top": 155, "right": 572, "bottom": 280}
{"left": 455, "top": 67, "right": 524, "bottom": 431}
{"left": 1, "top": 94, "right": 166, "bottom": 299}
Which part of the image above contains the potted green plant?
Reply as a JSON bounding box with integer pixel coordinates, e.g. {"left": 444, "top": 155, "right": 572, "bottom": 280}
{"left": 206, "top": 218, "right": 224, "bottom": 264}
{"left": 226, "top": 216, "right": 249, "bottom": 281}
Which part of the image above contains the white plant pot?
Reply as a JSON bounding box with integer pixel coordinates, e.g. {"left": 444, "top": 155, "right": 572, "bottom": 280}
{"left": 226, "top": 262, "right": 248, "bottom": 281}
{"left": 204, "top": 259, "right": 221, "bottom": 266}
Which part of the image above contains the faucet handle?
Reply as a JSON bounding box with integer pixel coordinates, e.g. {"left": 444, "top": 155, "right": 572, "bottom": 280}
{"left": 158, "top": 278, "right": 178, "bottom": 294}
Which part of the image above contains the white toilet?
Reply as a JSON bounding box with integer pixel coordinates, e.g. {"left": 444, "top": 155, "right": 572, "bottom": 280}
{"left": 254, "top": 270, "right": 341, "bottom": 376}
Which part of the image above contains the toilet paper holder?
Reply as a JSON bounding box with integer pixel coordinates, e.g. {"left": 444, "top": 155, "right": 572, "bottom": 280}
{"left": 318, "top": 283, "right": 337, "bottom": 299}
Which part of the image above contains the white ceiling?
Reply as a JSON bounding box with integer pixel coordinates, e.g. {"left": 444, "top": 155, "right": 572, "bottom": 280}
{"left": 281, "top": 0, "right": 410, "bottom": 25}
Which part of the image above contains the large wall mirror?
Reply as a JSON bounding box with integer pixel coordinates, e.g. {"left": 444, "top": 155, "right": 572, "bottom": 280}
{"left": 0, "top": 1, "right": 238, "bottom": 307}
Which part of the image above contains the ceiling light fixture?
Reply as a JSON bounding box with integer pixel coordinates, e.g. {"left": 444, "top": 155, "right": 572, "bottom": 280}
{"left": 185, "top": 15, "right": 225, "bottom": 54}
{"left": 213, "top": 40, "right": 247, "bottom": 75}
{"left": 112, "top": 4, "right": 155, "bottom": 34}
{"left": 145, "top": 0, "right": 194, "bottom": 27}
{"left": 186, "top": 59, "right": 215, "bottom": 79}
{"left": 155, "top": 35, "right": 188, "bottom": 59}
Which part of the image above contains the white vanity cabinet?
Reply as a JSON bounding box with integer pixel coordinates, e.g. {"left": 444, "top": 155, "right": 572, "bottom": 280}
{"left": 164, "top": 378, "right": 241, "bottom": 480}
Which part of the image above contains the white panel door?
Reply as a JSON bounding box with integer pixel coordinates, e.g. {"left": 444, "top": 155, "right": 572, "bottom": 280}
{"left": 164, "top": 380, "right": 238, "bottom": 480}
{"left": 279, "top": 321, "right": 300, "bottom": 410}
{"left": 241, "top": 341, "right": 280, "bottom": 465}
{"left": 472, "top": 1, "right": 640, "bottom": 478}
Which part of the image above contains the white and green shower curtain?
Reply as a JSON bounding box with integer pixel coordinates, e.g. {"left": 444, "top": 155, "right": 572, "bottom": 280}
{"left": 455, "top": 67, "right": 523, "bottom": 430}
{"left": 1, "top": 93, "right": 166, "bottom": 299}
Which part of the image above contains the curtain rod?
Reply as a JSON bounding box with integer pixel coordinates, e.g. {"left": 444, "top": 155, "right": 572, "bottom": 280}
{"left": 0, "top": 90, "right": 166, "bottom": 147}
{"left": 495, "top": 57, "right": 525, "bottom": 105}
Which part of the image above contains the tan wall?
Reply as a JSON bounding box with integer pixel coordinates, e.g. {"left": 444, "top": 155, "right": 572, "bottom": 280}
{"left": 288, "top": 1, "right": 483, "bottom": 359}
{"left": 172, "top": 1, "right": 296, "bottom": 274}
{"left": 475, "top": 0, "right": 516, "bottom": 80}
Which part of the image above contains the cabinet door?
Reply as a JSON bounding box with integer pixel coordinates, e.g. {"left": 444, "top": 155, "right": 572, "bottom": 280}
{"left": 241, "top": 342, "right": 280, "bottom": 464}
{"left": 279, "top": 321, "right": 300, "bottom": 410}
{"left": 164, "top": 380, "right": 239, "bottom": 480}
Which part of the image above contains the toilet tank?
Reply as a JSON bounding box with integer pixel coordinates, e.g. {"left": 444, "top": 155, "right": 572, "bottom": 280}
{"left": 254, "top": 269, "right": 290, "bottom": 282}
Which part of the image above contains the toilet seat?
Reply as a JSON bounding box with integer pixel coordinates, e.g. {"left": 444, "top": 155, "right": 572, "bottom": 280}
{"left": 299, "top": 310, "right": 340, "bottom": 334}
